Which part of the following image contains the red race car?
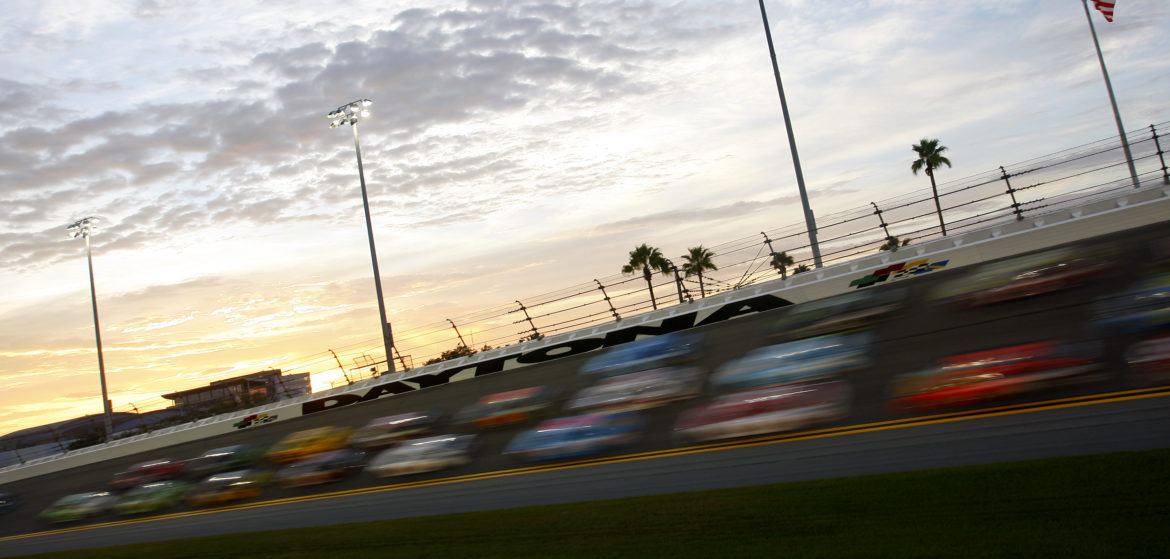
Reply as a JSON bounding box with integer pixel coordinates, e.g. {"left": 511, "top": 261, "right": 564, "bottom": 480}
{"left": 887, "top": 341, "right": 1100, "bottom": 413}
{"left": 674, "top": 380, "right": 851, "bottom": 442}
{"left": 929, "top": 247, "right": 1115, "bottom": 308}
{"left": 108, "top": 458, "right": 187, "bottom": 491}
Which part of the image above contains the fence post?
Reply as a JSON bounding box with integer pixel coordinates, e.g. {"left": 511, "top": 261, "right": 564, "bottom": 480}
{"left": 761, "top": 233, "right": 782, "bottom": 275}
{"left": 446, "top": 319, "right": 468, "bottom": 348}
{"left": 594, "top": 279, "right": 621, "bottom": 322}
{"left": 668, "top": 262, "right": 686, "bottom": 304}
{"left": 393, "top": 346, "right": 411, "bottom": 372}
{"left": 1151, "top": 124, "right": 1170, "bottom": 184}
{"left": 871, "top": 202, "right": 894, "bottom": 245}
{"left": 514, "top": 300, "right": 542, "bottom": 342}
{"left": 1000, "top": 166, "right": 1024, "bottom": 221}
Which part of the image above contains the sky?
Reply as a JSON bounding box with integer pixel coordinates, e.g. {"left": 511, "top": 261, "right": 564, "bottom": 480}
{"left": 1, "top": 0, "right": 1167, "bottom": 437}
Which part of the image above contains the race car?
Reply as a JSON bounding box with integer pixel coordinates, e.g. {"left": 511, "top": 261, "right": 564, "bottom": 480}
{"left": 185, "top": 444, "right": 263, "bottom": 479}
{"left": 1090, "top": 273, "right": 1170, "bottom": 334}
{"left": 710, "top": 332, "right": 871, "bottom": 391}
{"left": 577, "top": 332, "right": 703, "bottom": 378}
{"left": 38, "top": 491, "right": 114, "bottom": 524}
{"left": 504, "top": 411, "right": 643, "bottom": 462}
{"left": 0, "top": 493, "right": 19, "bottom": 516}
{"left": 453, "top": 386, "right": 559, "bottom": 428}
{"left": 275, "top": 448, "right": 366, "bottom": 488}
{"left": 185, "top": 469, "right": 272, "bottom": 507}
{"left": 887, "top": 340, "right": 1100, "bottom": 413}
{"left": 263, "top": 426, "right": 354, "bottom": 463}
{"left": 366, "top": 434, "right": 477, "bottom": 477}
{"left": 567, "top": 366, "right": 703, "bottom": 413}
{"left": 771, "top": 288, "right": 905, "bottom": 342}
{"left": 109, "top": 458, "right": 188, "bottom": 491}
{"left": 112, "top": 480, "right": 189, "bottom": 515}
{"left": 673, "top": 380, "right": 851, "bottom": 442}
{"left": 928, "top": 246, "right": 1114, "bottom": 308}
{"left": 349, "top": 411, "right": 441, "bottom": 450}
{"left": 1124, "top": 332, "right": 1170, "bottom": 379}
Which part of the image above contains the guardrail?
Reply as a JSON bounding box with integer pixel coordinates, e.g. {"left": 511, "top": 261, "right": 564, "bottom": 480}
{"left": 2, "top": 181, "right": 1167, "bottom": 484}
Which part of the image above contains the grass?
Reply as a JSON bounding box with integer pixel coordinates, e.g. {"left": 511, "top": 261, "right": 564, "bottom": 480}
{"left": 25, "top": 448, "right": 1170, "bottom": 558}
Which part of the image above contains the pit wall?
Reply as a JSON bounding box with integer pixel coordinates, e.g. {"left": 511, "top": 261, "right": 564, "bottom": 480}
{"left": 3, "top": 185, "right": 1167, "bottom": 484}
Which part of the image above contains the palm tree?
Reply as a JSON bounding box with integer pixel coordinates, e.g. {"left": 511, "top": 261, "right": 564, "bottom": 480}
{"left": 880, "top": 236, "right": 911, "bottom": 252}
{"left": 911, "top": 138, "right": 952, "bottom": 236}
{"left": 622, "top": 243, "right": 671, "bottom": 310}
{"left": 771, "top": 251, "right": 795, "bottom": 279}
{"left": 680, "top": 245, "right": 718, "bottom": 298}
{"left": 793, "top": 264, "right": 811, "bottom": 274}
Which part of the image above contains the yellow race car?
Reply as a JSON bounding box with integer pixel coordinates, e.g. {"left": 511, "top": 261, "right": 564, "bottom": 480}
{"left": 263, "top": 426, "right": 354, "bottom": 463}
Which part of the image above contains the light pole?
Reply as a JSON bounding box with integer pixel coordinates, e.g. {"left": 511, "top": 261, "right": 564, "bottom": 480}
{"left": 758, "top": 0, "right": 823, "bottom": 268}
{"left": 67, "top": 217, "right": 114, "bottom": 442}
{"left": 329, "top": 99, "right": 396, "bottom": 374}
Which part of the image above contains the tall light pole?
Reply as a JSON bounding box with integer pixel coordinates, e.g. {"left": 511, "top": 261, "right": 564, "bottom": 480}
{"left": 758, "top": 0, "right": 823, "bottom": 268}
{"left": 67, "top": 217, "right": 114, "bottom": 442}
{"left": 329, "top": 99, "right": 396, "bottom": 374}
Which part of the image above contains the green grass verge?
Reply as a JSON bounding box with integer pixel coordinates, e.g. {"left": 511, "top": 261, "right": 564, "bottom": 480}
{"left": 26, "top": 449, "right": 1170, "bottom": 558}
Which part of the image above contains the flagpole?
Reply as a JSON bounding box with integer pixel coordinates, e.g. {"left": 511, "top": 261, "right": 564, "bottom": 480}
{"left": 1082, "top": 0, "right": 1141, "bottom": 189}
{"left": 758, "top": 0, "right": 823, "bottom": 269}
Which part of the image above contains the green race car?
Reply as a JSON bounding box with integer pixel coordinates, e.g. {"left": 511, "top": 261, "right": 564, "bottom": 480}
{"left": 112, "top": 481, "right": 189, "bottom": 515}
{"left": 38, "top": 491, "right": 114, "bottom": 524}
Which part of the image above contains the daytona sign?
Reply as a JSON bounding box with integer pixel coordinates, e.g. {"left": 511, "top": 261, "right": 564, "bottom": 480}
{"left": 301, "top": 294, "right": 791, "bottom": 415}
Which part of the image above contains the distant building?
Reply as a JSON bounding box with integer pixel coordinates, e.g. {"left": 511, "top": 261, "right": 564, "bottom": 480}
{"left": 0, "top": 370, "right": 314, "bottom": 467}
{"left": 161, "top": 369, "right": 312, "bottom": 414}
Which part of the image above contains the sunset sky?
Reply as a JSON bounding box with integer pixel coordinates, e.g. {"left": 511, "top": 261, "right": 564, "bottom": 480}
{"left": 1, "top": 0, "right": 1167, "bottom": 437}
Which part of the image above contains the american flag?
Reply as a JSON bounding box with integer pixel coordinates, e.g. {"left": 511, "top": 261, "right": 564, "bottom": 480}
{"left": 1093, "top": 0, "right": 1115, "bottom": 22}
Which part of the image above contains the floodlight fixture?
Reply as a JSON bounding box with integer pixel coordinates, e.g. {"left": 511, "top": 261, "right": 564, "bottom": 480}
{"left": 66, "top": 216, "right": 99, "bottom": 239}
{"left": 329, "top": 98, "right": 373, "bottom": 128}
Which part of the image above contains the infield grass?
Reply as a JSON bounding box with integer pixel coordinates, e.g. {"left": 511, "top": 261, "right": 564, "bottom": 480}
{"left": 23, "top": 448, "right": 1170, "bottom": 558}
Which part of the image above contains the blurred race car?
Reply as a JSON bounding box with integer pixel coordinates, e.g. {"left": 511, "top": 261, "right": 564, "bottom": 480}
{"left": 0, "top": 493, "right": 19, "bottom": 515}
{"left": 453, "top": 386, "right": 559, "bottom": 428}
{"left": 349, "top": 411, "right": 441, "bottom": 450}
{"left": 772, "top": 288, "right": 904, "bottom": 342}
{"left": 366, "top": 434, "right": 477, "bottom": 477}
{"left": 888, "top": 340, "right": 1100, "bottom": 413}
{"left": 1091, "top": 273, "right": 1170, "bottom": 334}
{"left": 929, "top": 246, "right": 1114, "bottom": 308}
{"left": 505, "top": 411, "right": 643, "bottom": 461}
{"left": 38, "top": 491, "right": 114, "bottom": 524}
{"left": 578, "top": 332, "right": 703, "bottom": 378}
{"left": 264, "top": 426, "right": 354, "bottom": 463}
{"left": 186, "top": 444, "right": 263, "bottom": 479}
{"left": 112, "top": 480, "right": 189, "bottom": 515}
{"left": 710, "top": 333, "right": 871, "bottom": 391}
{"left": 275, "top": 448, "right": 366, "bottom": 488}
{"left": 674, "top": 380, "right": 851, "bottom": 442}
{"left": 567, "top": 366, "right": 703, "bottom": 412}
{"left": 185, "top": 469, "right": 272, "bottom": 507}
{"left": 109, "top": 458, "right": 188, "bottom": 491}
{"left": 1125, "top": 332, "right": 1170, "bottom": 378}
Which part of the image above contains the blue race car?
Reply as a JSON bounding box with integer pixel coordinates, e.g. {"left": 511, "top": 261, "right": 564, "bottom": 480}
{"left": 710, "top": 332, "right": 871, "bottom": 391}
{"left": 1090, "top": 273, "right": 1170, "bottom": 334}
{"left": 578, "top": 332, "right": 703, "bottom": 378}
{"left": 505, "top": 412, "right": 644, "bottom": 461}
